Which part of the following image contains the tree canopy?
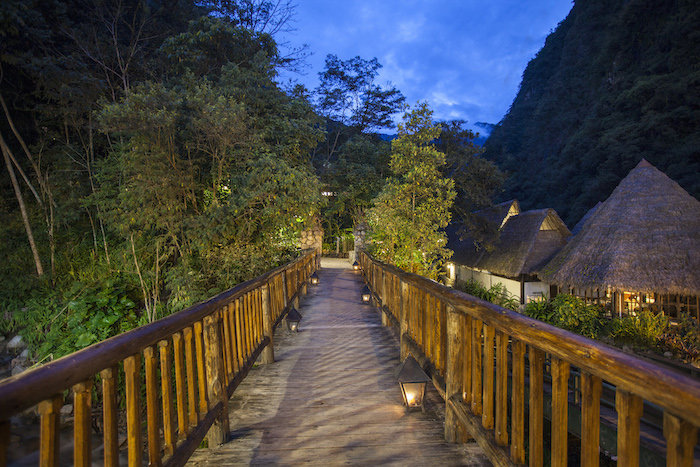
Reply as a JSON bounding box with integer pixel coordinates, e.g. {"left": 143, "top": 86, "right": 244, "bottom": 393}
{"left": 368, "top": 103, "right": 456, "bottom": 278}
{"left": 483, "top": 0, "right": 700, "bottom": 226}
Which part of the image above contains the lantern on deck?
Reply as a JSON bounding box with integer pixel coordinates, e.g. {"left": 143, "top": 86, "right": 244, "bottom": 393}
{"left": 352, "top": 261, "right": 360, "bottom": 271}
{"left": 310, "top": 272, "right": 319, "bottom": 285}
{"left": 361, "top": 285, "right": 371, "bottom": 303}
{"left": 394, "top": 355, "right": 430, "bottom": 412}
{"left": 286, "top": 307, "right": 302, "bottom": 332}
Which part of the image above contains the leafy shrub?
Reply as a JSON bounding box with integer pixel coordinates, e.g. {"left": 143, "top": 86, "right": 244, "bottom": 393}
{"left": 608, "top": 310, "right": 669, "bottom": 348}
{"left": 8, "top": 275, "right": 140, "bottom": 361}
{"left": 455, "top": 279, "right": 519, "bottom": 311}
{"left": 524, "top": 294, "right": 605, "bottom": 338}
{"left": 661, "top": 313, "right": 700, "bottom": 364}
{"left": 524, "top": 297, "right": 555, "bottom": 323}
{"left": 549, "top": 294, "right": 605, "bottom": 339}
{"left": 456, "top": 278, "right": 489, "bottom": 300}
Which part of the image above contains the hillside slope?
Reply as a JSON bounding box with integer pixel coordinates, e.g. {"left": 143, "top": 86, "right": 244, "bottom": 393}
{"left": 483, "top": 0, "right": 700, "bottom": 226}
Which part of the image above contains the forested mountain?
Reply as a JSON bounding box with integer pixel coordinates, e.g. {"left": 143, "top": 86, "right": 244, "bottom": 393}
{"left": 483, "top": 0, "right": 700, "bottom": 226}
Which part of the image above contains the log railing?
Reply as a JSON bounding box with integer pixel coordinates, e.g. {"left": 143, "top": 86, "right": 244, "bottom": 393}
{"left": 358, "top": 250, "right": 700, "bottom": 466}
{"left": 0, "top": 251, "right": 318, "bottom": 467}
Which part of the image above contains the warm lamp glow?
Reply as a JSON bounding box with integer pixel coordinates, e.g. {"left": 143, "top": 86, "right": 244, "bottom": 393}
{"left": 405, "top": 392, "right": 416, "bottom": 405}
{"left": 286, "top": 307, "right": 302, "bottom": 332}
{"left": 394, "top": 356, "right": 431, "bottom": 413}
{"left": 352, "top": 261, "right": 360, "bottom": 271}
{"left": 361, "top": 285, "right": 371, "bottom": 303}
{"left": 310, "top": 272, "right": 319, "bottom": 285}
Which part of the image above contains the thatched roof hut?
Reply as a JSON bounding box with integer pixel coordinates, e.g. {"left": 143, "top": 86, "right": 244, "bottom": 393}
{"left": 447, "top": 199, "right": 520, "bottom": 266}
{"left": 539, "top": 160, "right": 700, "bottom": 296}
{"left": 447, "top": 204, "right": 570, "bottom": 278}
{"left": 477, "top": 209, "right": 570, "bottom": 278}
{"left": 571, "top": 202, "right": 601, "bottom": 236}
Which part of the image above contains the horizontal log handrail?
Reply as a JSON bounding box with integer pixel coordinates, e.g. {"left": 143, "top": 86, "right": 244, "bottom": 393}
{"left": 358, "top": 250, "right": 700, "bottom": 467}
{"left": 0, "top": 250, "right": 319, "bottom": 467}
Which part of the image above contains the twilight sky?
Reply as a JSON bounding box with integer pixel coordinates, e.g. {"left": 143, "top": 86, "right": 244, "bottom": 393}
{"left": 277, "top": 0, "right": 574, "bottom": 134}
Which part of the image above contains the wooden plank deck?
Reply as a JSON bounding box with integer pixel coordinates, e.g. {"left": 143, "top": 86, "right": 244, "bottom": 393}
{"left": 187, "top": 258, "right": 490, "bottom": 466}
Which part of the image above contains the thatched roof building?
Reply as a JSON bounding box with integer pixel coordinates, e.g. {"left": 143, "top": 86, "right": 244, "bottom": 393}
{"left": 447, "top": 199, "right": 520, "bottom": 266}
{"left": 539, "top": 160, "right": 700, "bottom": 296}
{"left": 448, "top": 204, "right": 570, "bottom": 278}
{"left": 570, "top": 202, "right": 601, "bottom": 236}
{"left": 476, "top": 209, "right": 570, "bottom": 278}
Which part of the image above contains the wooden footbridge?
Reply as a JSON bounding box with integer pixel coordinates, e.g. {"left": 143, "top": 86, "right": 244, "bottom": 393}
{"left": 1, "top": 251, "right": 700, "bottom": 466}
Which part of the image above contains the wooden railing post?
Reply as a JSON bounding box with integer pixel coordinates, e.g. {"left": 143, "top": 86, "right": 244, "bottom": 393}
{"left": 511, "top": 339, "right": 526, "bottom": 463}
{"left": 400, "top": 280, "right": 410, "bottom": 360}
{"left": 261, "top": 282, "right": 275, "bottom": 364}
{"left": 581, "top": 372, "right": 602, "bottom": 467}
{"left": 143, "top": 346, "right": 161, "bottom": 466}
{"left": 471, "top": 320, "right": 483, "bottom": 417}
{"left": 495, "top": 331, "right": 508, "bottom": 446}
{"left": 172, "top": 332, "right": 189, "bottom": 442}
{"left": 204, "top": 313, "right": 229, "bottom": 447}
{"left": 293, "top": 263, "right": 301, "bottom": 309}
{"left": 100, "top": 367, "right": 119, "bottom": 467}
{"left": 381, "top": 268, "right": 390, "bottom": 326}
{"left": 73, "top": 380, "right": 93, "bottom": 467}
{"left": 551, "top": 356, "right": 570, "bottom": 467}
{"left": 159, "top": 339, "right": 176, "bottom": 457}
{"left": 183, "top": 326, "right": 199, "bottom": 429}
{"left": 529, "top": 346, "right": 545, "bottom": 467}
{"left": 664, "top": 412, "right": 697, "bottom": 466}
{"left": 482, "top": 324, "right": 495, "bottom": 430}
{"left": 445, "top": 305, "right": 469, "bottom": 443}
{"left": 616, "top": 389, "right": 643, "bottom": 466}
{"left": 124, "top": 354, "right": 142, "bottom": 467}
{"left": 38, "top": 395, "right": 62, "bottom": 467}
{"left": 282, "top": 270, "right": 289, "bottom": 308}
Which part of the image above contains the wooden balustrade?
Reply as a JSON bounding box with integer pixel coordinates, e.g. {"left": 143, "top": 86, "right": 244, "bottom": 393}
{"left": 0, "top": 251, "right": 317, "bottom": 467}
{"left": 358, "top": 251, "right": 700, "bottom": 467}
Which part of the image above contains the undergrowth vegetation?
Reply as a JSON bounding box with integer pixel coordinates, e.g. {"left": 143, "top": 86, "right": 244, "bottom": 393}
{"left": 455, "top": 278, "right": 520, "bottom": 312}
{"left": 523, "top": 295, "right": 700, "bottom": 366}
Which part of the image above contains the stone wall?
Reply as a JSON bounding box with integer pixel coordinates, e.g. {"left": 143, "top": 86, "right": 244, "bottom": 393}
{"left": 300, "top": 225, "right": 323, "bottom": 255}
{"left": 353, "top": 222, "right": 369, "bottom": 254}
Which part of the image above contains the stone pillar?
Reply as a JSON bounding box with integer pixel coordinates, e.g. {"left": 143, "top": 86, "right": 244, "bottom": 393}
{"left": 353, "top": 222, "right": 368, "bottom": 256}
{"left": 300, "top": 225, "right": 323, "bottom": 256}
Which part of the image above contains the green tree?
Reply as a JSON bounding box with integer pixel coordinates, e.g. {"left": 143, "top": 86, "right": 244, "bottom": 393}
{"left": 314, "top": 54, "right": 405, "bottom": 164}
{"left": 320, "top": 133, "right": 391, "bottom": 236}
{"left": 368, "top": 102, "right": 455, "bottom": 278}
{"left": 436, "top": 120, "right": 505, "bottom": 250}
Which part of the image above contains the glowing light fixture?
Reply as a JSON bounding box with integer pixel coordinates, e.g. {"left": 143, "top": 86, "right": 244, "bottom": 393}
{"left": 310, "top": 272, "right": 319, "bottom": 285}
{"left": 361, "top": 285, "right": 371, "bottom": 303}
{"left": 352, "top": 261, "right": 360, "bottom": 271}
{"left": 394, "top": 355, "right": 431, "bottom": 412}
{"left": 286, "top": 307, "right": 302, "bottom": 332}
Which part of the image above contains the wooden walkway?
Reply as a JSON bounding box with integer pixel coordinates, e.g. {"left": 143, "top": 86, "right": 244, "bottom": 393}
{"left": 187, "top": 258, "right": 490, "bottom": 466}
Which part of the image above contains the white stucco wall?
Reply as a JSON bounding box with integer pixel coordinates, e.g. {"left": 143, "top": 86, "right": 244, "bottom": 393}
{"left": 456, "top": 265, "right": 550, "bottom": 306}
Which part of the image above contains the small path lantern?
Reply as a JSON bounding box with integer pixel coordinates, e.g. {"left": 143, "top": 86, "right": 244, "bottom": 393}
{"left": 310, "top": 272, "right": 319, "bottom": 285}
{"left": 361, "top": 285, "right": 372, "bottom": 303}
{"left": 352, "top": 261, "right": 360, "bottom": 271}
{"left": 286, "top": 307, "right": 302, "bottom": 332}
{"left": 394, "top": 355, "right": 431, "bottom": 412}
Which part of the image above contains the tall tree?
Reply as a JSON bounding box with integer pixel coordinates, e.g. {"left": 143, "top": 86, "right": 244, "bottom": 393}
{"left": 314, "top": 54, "right": 405, "bottom": 163}
{"left": 436, "top": 120, "right": 505, "bottom": 250}
{"left": 368, "top": 103, "right": 455, "bottom": 278}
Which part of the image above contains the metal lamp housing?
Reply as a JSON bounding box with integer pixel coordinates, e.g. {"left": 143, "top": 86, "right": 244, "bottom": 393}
{"left": 394, "top": 356, "right": 431, "bottom": 412}
{"left": 310, "top": 272, "right": 319, "bottom": 285}
{"left": 286, "top": 307, "right": 302, "bottom": 332}
{"left": 361, "top": 285, "right": 371, "bottom": 303}
{"left": 352, "top": 261, "right": 360, "bottom": 271}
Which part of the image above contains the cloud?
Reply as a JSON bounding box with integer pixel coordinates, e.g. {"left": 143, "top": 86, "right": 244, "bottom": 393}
{"left": 279, "top": 0, "right": 573, "bottom": 126}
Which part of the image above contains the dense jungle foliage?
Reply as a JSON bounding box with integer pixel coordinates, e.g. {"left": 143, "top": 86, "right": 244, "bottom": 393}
{"left": 0, "top": 0, "right": 497, "bottom": 362}
{"left": 483, "top": 0, "right": 700, "bottom": 226}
